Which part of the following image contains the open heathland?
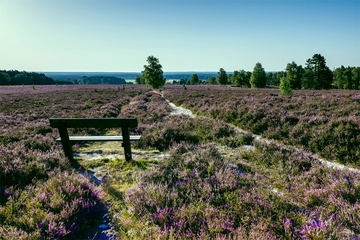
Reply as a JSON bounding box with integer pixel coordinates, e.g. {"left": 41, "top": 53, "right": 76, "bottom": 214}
{"left": 0, "top": 85, "right": 359, "bottom": 239}
{"left": 165, "top": 85, "right": 360, "bottom": 165}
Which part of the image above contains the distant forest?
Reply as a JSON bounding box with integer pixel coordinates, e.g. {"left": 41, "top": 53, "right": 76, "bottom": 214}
{"left": 1, "top": 60, "right": 359, "bottom": 90}
{"left": 0, "top": 70, "right": 129, "bottom": 86}
{"left": 73, "top": 76, "right": 127, "bottom": 85}
{"left": 0, "top": 70, "right": 70, "bottom": 85}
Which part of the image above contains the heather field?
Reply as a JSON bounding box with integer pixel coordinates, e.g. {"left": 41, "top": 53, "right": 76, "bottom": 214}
{"left": 165, "top": 85, "right": 360, "bottom": 166}
{"left": 0, "top": 85, "right": 359, "bottom": 239}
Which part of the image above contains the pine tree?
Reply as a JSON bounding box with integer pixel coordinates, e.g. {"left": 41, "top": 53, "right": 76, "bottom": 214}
{"left": 302, "top": 54, "right": 332, "bottom": 89}
{"left": 250, "top": 62, "right": 266, "bottom": 88}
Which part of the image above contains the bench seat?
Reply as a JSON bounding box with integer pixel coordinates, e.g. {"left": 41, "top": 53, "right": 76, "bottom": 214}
{"left": 56, "top": 135, "right": 142, "bottom": 142}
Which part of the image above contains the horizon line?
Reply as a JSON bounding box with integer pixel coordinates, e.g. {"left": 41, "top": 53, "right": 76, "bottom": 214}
{"left": 36, "top": 70, "right": 282, "bottom": 73}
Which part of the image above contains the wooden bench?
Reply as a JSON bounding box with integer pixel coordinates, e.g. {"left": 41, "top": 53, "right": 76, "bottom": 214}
{"left": 49, "top": 118, "right": 141, "bottom": 161}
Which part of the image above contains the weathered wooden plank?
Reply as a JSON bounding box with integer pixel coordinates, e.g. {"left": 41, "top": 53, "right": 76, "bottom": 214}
{"left": 50, "top": 118, "right": 138, "bottom": 128}
{"left": 55, "top": 135, "right": 141, "bottom": 142}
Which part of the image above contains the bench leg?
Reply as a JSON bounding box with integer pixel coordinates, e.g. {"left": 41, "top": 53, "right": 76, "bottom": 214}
{"left": 58, "top": 125, "right": 74, "bottom": 161}
{"left": 121, "top": 127, "right": 132, "bottom": 161}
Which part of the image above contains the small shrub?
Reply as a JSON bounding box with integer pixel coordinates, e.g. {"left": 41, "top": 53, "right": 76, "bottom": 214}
{"left": 279, "top": 77, "right": 293, "bottom": 96}
{"left": 219, "top": 133, "right": 254, "bottom": 148}
{"left": 33, "top": 100, "right": 44, "bottom": 107}
{"left": 84, "top": 100, "right": 93, "bottom": 108}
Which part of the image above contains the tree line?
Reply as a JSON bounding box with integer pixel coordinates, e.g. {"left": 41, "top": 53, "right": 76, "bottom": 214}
{"left": 0, "top": 70, "right": 70, "bottom": 85}
{"left": 138, "top": 54, "right": 360, "bottom": 92}
{"left": 72, "top": 76, "right": 127, "bottom": 85}
{"left": 0, "top": 70, "right": 131, "bottom": 86}
{"left": 2, "top": 53, "right": 359, "bottom": 90}
{"left": 227, "top": 54, "right": 360, "bottom": 91}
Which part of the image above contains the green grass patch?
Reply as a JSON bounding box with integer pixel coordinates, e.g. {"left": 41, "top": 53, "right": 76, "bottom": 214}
{"left": 109, "top": 158, "right": 159, "bottom": 171}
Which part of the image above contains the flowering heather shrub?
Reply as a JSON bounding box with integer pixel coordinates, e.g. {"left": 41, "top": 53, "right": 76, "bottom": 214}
{"left": 0, "top": 112, "right": 71, "bottom": 188}
{"left": 0, "top": 170, "right": 104, "bottom": 239}
{"left": 218, "top": 132, "right": 254, "bottom": 147}
{"left": 308, "top": 118, "right": 360, "bottom": 164}
{"left": 122, "top": 141, "right": 358, "bottom": 238}
{"left": 119, "top": 91, "right": 172, "bottom": 124}
{"left": 138, "top": 115, "right": 237, "bottom": 151}
{"left": 99, "top": 102, "right": 121, "bottom": 117}
{"left": 121, "top": 144, "right": 313, "bottom": 239}
{"left": 242, "top": 141, "right": 360, "bottom": 236}
{"left": 0, "top": 142, "right": 69, "bottom": 188}
{"left": 164, "top": 86, "right": 360, "bottom": 165}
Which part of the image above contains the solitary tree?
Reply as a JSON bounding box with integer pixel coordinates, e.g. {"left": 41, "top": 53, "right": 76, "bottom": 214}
{"left": 250, "top": 62, "right": 266, "bottom": 88}
{"left": 142, "top": 55, "right": 165, "bottom": 89}
{"left": 302, "top": 54, "right": 332, "bottom": 89}
{"left": 216, "top": 68, "right": 228, "bottom": 85}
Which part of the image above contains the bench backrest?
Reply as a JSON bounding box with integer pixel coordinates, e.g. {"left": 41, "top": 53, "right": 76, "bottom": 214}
{"left": 49, "top": 118, "right": 138, "bottom": 129}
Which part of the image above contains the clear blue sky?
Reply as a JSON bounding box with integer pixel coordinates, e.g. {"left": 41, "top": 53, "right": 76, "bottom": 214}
{"left": 1, "top": 0, "right": 359, "bottom": 72}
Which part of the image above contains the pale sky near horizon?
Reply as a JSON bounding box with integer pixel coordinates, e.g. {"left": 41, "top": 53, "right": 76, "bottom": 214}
{"left": 1, "top": 0, "right": 359, "bottom": 72}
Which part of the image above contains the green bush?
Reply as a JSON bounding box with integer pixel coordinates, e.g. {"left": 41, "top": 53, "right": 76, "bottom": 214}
{"left": 279, "top": 77, "right": 293, "bottom": 96}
